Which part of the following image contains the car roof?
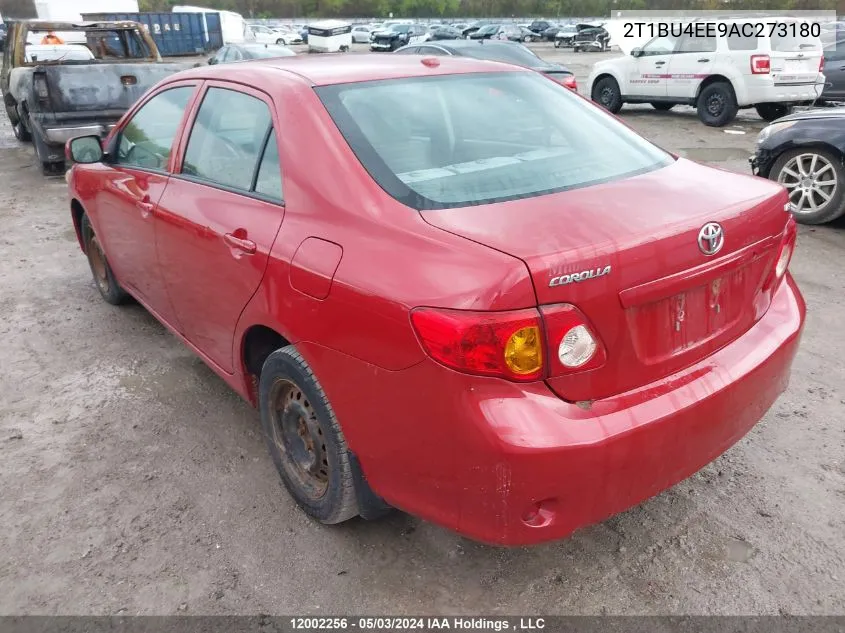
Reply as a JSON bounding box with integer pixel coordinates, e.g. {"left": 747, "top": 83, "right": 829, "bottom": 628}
{"left": 172, "top": 54, "right": 521, "bottom": 87}
{"left": 425, "top": 39, "right": 521, "bottom": 50}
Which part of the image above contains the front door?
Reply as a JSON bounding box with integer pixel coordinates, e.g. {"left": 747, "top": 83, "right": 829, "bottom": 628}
{"left": 627, "top": 34, "right": 680, "bottom": 97}
{"left": 666, "top": 35, "right": 717, "bottom": 100}
{"left": 93, "top": 83, "right": 198, "bottom": 326}
{"left": 155, "top": 83, "right": 286, "bottom": 373}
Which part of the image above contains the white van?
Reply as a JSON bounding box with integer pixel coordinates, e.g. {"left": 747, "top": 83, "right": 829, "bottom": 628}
{"left": 586, "top": 17, "right": 825, "bottom": 126}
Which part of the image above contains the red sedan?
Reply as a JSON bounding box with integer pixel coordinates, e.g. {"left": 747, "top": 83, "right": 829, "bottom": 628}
{"left": 66, "top": 55, "right": 805, "bottom": 546}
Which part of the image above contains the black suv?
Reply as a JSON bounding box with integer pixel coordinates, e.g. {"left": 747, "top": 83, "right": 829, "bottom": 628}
{"left": 528, "top": 20, "right": 552, "bottom": 34}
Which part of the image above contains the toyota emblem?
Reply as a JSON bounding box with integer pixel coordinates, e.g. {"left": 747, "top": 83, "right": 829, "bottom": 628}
{"left": 697, "top": 222, "right": 724, "bottom": 256}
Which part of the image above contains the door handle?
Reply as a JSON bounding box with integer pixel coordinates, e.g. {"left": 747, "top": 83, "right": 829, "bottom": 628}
{"left": 698, "top": 58, "right": 710, "bottom": 62}
{"left": 223, "top": 232, "right": 256, "bottom": 254}
{"left": 839, "top": 65, "right": 845, "bottom": 70}
{"left": 137, "top": 194, "right": 154, "bottom": 218}
{"left": 654, "top": 61, "right": 666, "bottom": 66}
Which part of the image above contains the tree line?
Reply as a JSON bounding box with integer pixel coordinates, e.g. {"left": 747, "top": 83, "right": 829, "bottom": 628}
{"left": 0, "top": 0, "right": 839, "bottom": 23}
{"left": 137, "top": 0, "right": 840, "bottom": 20}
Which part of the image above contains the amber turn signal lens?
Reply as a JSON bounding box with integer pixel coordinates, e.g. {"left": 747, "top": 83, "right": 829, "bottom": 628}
{"left": 504, "top": 325, "right": 543, "bottom": 375}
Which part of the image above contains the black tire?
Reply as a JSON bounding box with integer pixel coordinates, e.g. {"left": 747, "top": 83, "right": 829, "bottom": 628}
{"left": 650, "top": 102, "right": 675, "bottom": 111}
{"left": 80, "top": 214, "right": 129, "bottom": 305}
{"left": 755, "top": 103, "right": 792, "bottom": 122}
{"left": 12, "top": 110, "right": 31, "bottom": 142}
{"left": 696, "top": 81, "right": 738, "bottom": 127}
{"left": 41, "top": 161, "right": 65, "bottom": 177}
{"left": 770, "top": 147, "right": 845, "bottom": 225}
{"left": 259, "top": 346, "right": 359, "bottom": 524}
{"left": 275, "top": 38, "right": 286, "bottom": 45}
{"left": 339, "top": 44, "right": 349, "bottom": 52}
{"left": 592, "top": 76, "right": 623, "bottom": 114}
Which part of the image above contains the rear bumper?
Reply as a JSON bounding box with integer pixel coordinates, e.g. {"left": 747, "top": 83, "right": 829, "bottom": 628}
{"left": 750, "top": 148, "right": 777, "bottom": 179}
{"left": 28, "top": 114, "right": 117, "bottom": 147}
{"left": 309, "top": 275, "right": 805, "bottom": 546}
{"left": 738, "top": 75, "right": 825, "bottom": 106}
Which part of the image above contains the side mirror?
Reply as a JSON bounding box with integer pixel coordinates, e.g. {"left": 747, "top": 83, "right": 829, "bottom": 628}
{"left": 66, "top": 135, "right": 104, "bottom": 164}
{"left": 631, "top": 47, "right": 642, "bottom": 57}
{"left": 208, "top": 56, "right": 217, "bottom": 65}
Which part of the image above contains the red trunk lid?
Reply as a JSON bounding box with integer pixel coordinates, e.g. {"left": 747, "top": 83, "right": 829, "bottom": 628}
{"left": 420, "top": 159, "right": 790, "bottom": 401}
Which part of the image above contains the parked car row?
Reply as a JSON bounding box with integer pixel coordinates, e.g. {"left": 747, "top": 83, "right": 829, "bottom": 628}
{"left": 363, "top": 18, "right": 609, "bottom": 50}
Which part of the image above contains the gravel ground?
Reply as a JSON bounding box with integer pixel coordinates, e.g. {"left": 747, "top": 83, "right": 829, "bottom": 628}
{"left": 0, "top": 43, "right": 843, "bottom": 616}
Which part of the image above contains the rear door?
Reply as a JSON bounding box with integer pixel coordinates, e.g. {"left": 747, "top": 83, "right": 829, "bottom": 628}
{"left": 666, "top": 34, "right": 717, "bottom": 99}
{"left": 767, "top": 23, "right": 824, "bottom": 87}
{"left": 155, "top": 82, "right": 285, "bottom": 373}
{"left": 627, "top": 34, "right": 680, "bottom": 97}
{"left": 823, "top": 39, "right": 845, "bottom": 98}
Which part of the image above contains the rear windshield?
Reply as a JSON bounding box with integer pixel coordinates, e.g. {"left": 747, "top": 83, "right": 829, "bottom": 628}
{"left": 771, "top": 30, "right": 822, "bottom": 52}
{"left": 316, "top": 72, "right": 672, "bottom": 210}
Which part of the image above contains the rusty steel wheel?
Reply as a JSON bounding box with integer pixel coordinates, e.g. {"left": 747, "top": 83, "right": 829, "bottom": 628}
{"left": 80, "top": 214, "right": 129, "bottom": 305}
{"left": 258, "top": 346, "right": 360, "bottom": 524}
{"left": 269, "top": 378, "right": 329, "bottom": 500}
{"left": 87, "top": 234, "right": 111, "bottom": 297}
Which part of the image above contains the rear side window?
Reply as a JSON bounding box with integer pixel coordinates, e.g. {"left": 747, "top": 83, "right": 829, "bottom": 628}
{"left": 116, "top": 86, "right": 194, "bottom": 171}
{"left": 255, "top": 129, "right": 283, "bottom": 202}
{"left": 182, "top": 87, "right": 272, "bottom": 192}
{"left": 727, "top": 34, "right": 758, "bottom": 51}
{"left": 317, "top": 72, "right": 672, "bottom": 210}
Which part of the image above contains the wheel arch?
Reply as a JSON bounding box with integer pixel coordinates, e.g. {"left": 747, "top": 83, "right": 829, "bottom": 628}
{"left": 589, "top": 71, "right": 620, "bottom": 97}
{"left": 240, "top": 323, "right": 294, "bottom": 403}
{"left": 70, "top": 198, "right": 87, "bottom": 253}
{"left": 764, "top": 142, "right": 845, "bottom": 179}
{"left": 694, "top": 74, "right": 739, "bottom": 102}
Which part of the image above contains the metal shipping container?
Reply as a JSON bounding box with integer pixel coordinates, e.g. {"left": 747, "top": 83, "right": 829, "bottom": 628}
{"left": 81, "top": 11, "right": 222, "bottom": 55}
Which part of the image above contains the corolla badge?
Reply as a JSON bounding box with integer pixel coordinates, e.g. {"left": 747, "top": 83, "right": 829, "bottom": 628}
{"left": 698, "top": 222, "right": 724, "bottom": 256}
{"left": 549, "top": 266, "right": 611, "bottom": 287}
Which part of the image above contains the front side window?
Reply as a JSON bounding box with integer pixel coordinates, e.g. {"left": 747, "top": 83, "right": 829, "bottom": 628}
{"left": 116, "top": 86, "right": 195, "bottom": 171}
{"left": 641, "top": 35, "right": 678, "bottom": 55}
{"left": 317, "top": 72, "right": 672, "bottom": 210}
{"left": 678, "top": 36, "right": 716, "bottom": 53}
{"left": 182, "top": 87, "right": 273, "bottom": 192}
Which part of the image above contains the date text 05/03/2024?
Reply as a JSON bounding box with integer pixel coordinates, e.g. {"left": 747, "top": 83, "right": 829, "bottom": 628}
{"left": 623, "top": 21, "right": 822, "bottom": 39}
{"left": 289, "top": 617, "right": 548, "bottom": 630}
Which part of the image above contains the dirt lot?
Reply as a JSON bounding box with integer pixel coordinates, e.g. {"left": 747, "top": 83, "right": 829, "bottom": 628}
{"left": 0, "top": 43, "right": 844, "bottom": 616}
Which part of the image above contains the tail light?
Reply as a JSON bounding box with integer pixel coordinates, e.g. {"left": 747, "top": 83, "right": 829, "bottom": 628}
{"left": 819, "top": 55, "right": 825, "bottom": 72}
{"left": 558, "top": 74, "right": 578, "bottom": 91}
{"left": 540, "top": 304, "right": 606, "bottom": 375}
{"left": 763, "top": 216, "right": 797, "bottom": 291}
{"left": 410, "top": 304, "right": 605, "bottom": 382}
{"left": 410, "top": 308, "right": 543, "bottom": 382}
{"left": 33, "top": 74, "right": 49, "bottom": 99}
{"left": 751, "top": 54, "right": 770, "bottom": 75}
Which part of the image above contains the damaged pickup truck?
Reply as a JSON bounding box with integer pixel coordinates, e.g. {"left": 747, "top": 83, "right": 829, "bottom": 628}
{"left": 1, "top": 20, "right": 191, "bottom": 174}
